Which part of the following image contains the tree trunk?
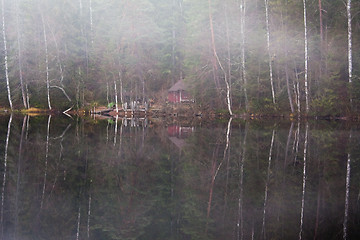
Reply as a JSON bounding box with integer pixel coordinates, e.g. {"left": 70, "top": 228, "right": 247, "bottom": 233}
{"left": 89, "top": 0, "right": 94, "bottom": 45}
{"left": 208, "top": 0, "right": 233, "bottom": 115}
{"left": 40, "top": 11, "right": 51, "bottom": 110}
{"left": 347, "top": 0, "right": 353, "bottom": 104}
{"left": 303, "top": 0, "right": 309, "bottom": 114}
{"left": 172, "top": 0, "right": 176, "bottom": 85}
{"left": 264, "top": 0, "right": 276, "bottom": 105}
{"left": 240, "top": 0, "right": 248, "bottom": 111}
{"left": 1, "top": 0, "right": 13, "bottom": 110}
{"left": 225, "top": 3, "right": 232, "bottom": 109}
{"left": 16, "top": 0, "right": 28, "bottom": 109}
{"left": 318, "top": 0, "right": 323, "bottom": 82}
{"left": 113, "top": 73, "right": 119, "bottom": 113}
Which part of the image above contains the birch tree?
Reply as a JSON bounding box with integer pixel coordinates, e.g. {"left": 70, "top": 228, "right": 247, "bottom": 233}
{"left": 303, "top": 0, "right": 309, "bottom": 114}
{"left": 240, "top": 0, "right": 248, "bottom": 111}
{"left": 16, "top": 0, "right": 28, "bottom": 109}
{"left": 264, "top": 0, "right": 276, "bottom": 105}
{"left": 1, "top": 0, "right": 12, "bottom": 110}
{"left": 208, "top": 0, "right": 233, "bottom": 115}
{"left": 347, "top": 0, "right": 352, "bottom": 105}
{"left": 40, "top": 10, "right": 51, "bottom": 110}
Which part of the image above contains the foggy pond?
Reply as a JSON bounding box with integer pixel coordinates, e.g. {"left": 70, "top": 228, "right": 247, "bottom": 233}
{"left": 0, "top": 114, "right": 360, "bottom": 240}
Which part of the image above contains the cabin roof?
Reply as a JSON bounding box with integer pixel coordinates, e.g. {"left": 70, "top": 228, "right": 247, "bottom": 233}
{"left": 169, "top": 80, "right": 187, "bottom": 92}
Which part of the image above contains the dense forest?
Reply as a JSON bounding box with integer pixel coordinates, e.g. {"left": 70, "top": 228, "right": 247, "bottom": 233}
{"left": 0, "top": 0, "right": 360, "bottom": 116}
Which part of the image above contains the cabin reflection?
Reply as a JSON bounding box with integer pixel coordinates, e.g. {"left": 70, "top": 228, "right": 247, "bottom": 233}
{"left": 167, "top": 125, "right": 194, "bottom": 149}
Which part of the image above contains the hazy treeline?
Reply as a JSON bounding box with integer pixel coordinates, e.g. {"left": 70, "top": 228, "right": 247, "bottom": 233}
{"left": 0, "top": 0, "right": 360, "bottom": 115}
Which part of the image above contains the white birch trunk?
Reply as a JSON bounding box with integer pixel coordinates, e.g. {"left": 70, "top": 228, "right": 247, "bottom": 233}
{"left": 208, "top": 0, "right": 233, "bottom": 116}
{"left": 294, "top": 65, "right": 301, "bottom": 115}
{"left": 114, "top": 77, "right": 119, "bottom": 113}
{"left": 16, "top": 0, "right": 27, "bottom": 109}
{"left": 89, "top": 0, "right": 94, "bottom": 45}
{"left": 264, "top": 0, "right": 276, "bottom": 104}
{"left": 41, "top": 12, "right": 51, "bottom": 110}
{"left": 1, "top": 0, "right": 13, "bottom": 110}
{"left": 347, "top": 0, "right": 352, "bottom": 84}
{"left": 119, "top": 72, "right": 123, "bottom": 105}
{"left": 303, "top": 0, "right": 309, "bottom": 114}
{"left": 240, "top": 0, "right": 248, "bottom": 111}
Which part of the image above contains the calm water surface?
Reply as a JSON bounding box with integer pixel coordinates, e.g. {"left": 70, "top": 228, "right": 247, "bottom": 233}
{"left": 0, "top": 115, "right": 359, "bottom": 240}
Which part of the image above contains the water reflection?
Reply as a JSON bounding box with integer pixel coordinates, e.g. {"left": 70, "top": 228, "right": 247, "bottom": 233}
{"left": 0, "top": 115, "right": 359, "bottom": 239}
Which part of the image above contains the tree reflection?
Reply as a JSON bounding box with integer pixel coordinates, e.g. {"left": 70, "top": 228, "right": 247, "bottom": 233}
{"left": 0, "top": 116, "right": 359, "bottom": 239}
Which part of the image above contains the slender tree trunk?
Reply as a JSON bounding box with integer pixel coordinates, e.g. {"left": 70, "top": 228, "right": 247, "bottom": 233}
{"left": 303, "top": 0, "right": 309, "bottom": 114}
{"left": 40, "top": 11, "right": 51, "bottom": 110}
{"left": 172, "top": 0, "right": 176, "bottom": 85}
{"left": 319, "top": 0, "right": 323, "bottom": 42}
{"left": 240, "top": 0, "right": 248, "bottom": 111}
{"left": 208, "top": 0, "right": 233, "bottom": 115}
{"left": 114, "top": 75, "right": 119, "bottom": 113}
{"left": 16, "top": 0, "right": 28, "bottom": 109}
{"left": 119, "top": 71, "right": 123, "bottom": 105}
{"left": 347, "top": 0, "right": 353, "bottom": 105}
{"left": 318, "top": 0, "right": 323, "bottom": 82}
{"left": 282, "top": 3, "right": 294, "bottom": 113}
{"left": 225, "top": 3, "right": 232, "bottom": 109}
{"left": 1, "top": 0, "right": 13, "bottom": 110}
{"left": 294, "top": 62, "right": 301, "bottom": 115}
{"left": 264, "top": 0, "right": 276, "bottom": 105}
{"left": 89, "top": 0, "right": 94, "bottom": 45}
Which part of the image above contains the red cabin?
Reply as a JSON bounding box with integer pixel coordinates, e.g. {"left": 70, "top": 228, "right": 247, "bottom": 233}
{"left": 168, "top": 80, "right": 193, "bottom": 103}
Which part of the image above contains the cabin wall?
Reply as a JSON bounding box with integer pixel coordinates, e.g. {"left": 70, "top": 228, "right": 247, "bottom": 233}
{"left": 168, "top": 90, "right": 192, "bottom": 103}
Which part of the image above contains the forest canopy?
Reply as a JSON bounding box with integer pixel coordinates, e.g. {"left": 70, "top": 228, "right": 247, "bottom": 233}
{"left": 0, "top": 0, "right": 360, "bottom": 116}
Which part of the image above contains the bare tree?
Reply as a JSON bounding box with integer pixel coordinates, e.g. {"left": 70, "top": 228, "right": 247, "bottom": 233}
{"left": 303, "top": 0, "right": 310, "bottom": 114}
{"left": 1, "top": 0, "right": 13, "bottom": 110}
{"left": 347, "top": 0, "right": 353, "bottom": 105}
{"left": 208, "top": 0, "right": 233, "bottom": 115}
{"left": 40, "top": 10, "right": 51, "bottom": 110}
{"left": 240, "top": 0, "right": 248, "bottom": 111}
{"left": 16, "top": 0, "right": 28, "bottom": 109}
{"left": 264, "top": 0, "right": 276, "bottom": 105}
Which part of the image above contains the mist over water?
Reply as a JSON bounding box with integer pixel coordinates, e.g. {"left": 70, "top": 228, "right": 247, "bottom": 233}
{"left": 0, "top": 115, "right": 359, "bottom": 239}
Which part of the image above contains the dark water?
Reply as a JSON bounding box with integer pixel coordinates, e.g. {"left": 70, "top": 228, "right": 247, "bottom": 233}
{"left": 0, "top": 115, "right": 359, "bottom": 240}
